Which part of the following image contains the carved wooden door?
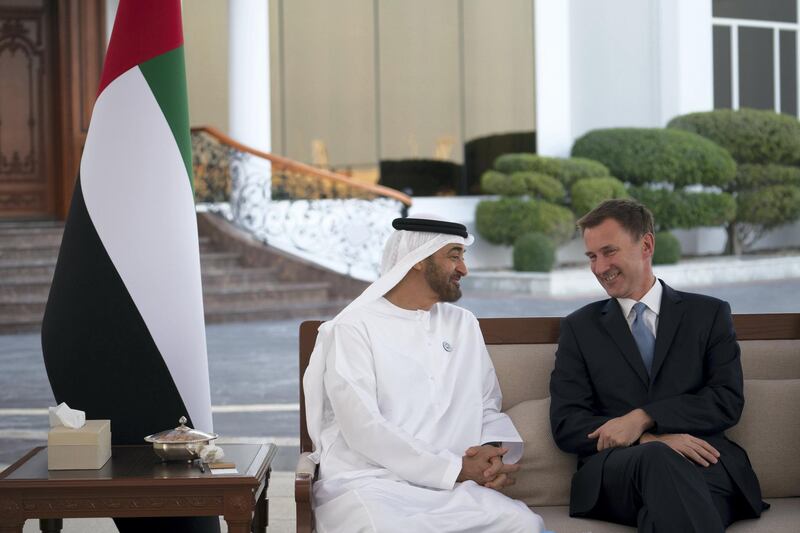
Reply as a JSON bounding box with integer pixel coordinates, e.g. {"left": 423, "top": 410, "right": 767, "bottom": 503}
{"left": 0, "top": 0, "right": 56, "bottom": 219}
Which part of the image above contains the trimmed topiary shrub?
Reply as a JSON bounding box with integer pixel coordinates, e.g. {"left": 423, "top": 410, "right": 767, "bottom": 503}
{"left": 554, "top": 158, "right": 611, "bottom": 188}
{"left": 481, "top": 170, "right": 527, "bottom": 196}
{"left": 532, "top": 201, "right": 576, "bottom": 244}
{"left": 571, "top": 128, "right": 737, "bottom": 187}
{"left": 494, "top": 153, "right": 609, "bottom": 188}
{"left": 628, "top": 187, "right": 736, "bottom": 230}
{"left": 480, "top": 170, "right": 566, "bottom": 201}
{"left": 513, "top": 232, "right": 556, "bottom": 272}
{"left": 475, "top": 197, "right": 575, "bottom": 246}
{"left": 668, "top": 108, "right": 800, "bottom": 165}
{"left": 519, "top": 172, "right": 566, "bottom": 203}
{"left": 494, "top": 153, "right": 550, "bottom": 175}
{"left": 668, "top": 109, "right": 800, "bottom": 253}
{"left": 734, "top": 164, "right": 800, "bottom": 189}
{"left": 653, "top": 232, "right": 681, "bottom": 265}
{"left": 737, "top": 185, "right": 800, "bottom": 232}
{"left": 570, "top": 177, "right": 628, "bottom": 217}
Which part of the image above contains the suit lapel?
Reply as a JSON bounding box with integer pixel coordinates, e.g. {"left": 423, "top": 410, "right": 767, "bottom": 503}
{"left": 650, "top": 281, "right": 684, "bottom": 381}
{"left": 600, "top": 299, "right": 650, "bottom": 387}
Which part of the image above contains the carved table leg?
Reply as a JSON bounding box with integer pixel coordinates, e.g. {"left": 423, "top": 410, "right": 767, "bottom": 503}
{"left": 225, "top": 490, "right": 255, "bottom": 533}
{"left": 40, "top": 519, "right": 63, "bottom": 532}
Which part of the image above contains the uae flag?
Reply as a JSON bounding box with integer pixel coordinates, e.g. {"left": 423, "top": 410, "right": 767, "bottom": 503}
{"left": 42, "top": 0, "right": 212, "bottom": 450}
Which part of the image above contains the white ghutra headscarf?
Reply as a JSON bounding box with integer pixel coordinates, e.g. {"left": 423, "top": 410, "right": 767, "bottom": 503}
{"left": 303, "top": 216, "right": 474, "bottom": 462}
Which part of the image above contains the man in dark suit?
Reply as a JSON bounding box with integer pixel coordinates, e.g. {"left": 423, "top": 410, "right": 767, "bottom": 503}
{"left": 549, "top": 199, "right": 767, "bottom": 532}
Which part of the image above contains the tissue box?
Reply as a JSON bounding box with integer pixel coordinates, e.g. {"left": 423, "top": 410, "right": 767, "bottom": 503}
{"left": 48, "top": 419, "right": 111, "bottom": 470}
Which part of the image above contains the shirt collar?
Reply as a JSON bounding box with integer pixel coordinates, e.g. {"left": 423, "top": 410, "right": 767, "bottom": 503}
{"left": 377, "top": 297, "right": 434, "bottom": 323}
{"left": 617, "top": 278, "right": 662, "bottom": 319}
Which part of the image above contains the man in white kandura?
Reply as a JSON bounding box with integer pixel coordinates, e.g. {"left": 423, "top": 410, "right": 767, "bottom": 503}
{"left": 303, "top": 217, "right": 545, "bottom": 533}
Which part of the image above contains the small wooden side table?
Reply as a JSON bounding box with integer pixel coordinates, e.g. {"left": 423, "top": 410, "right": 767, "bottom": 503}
{"left": 0, "top": 443, "right": 277, "bottom": 533}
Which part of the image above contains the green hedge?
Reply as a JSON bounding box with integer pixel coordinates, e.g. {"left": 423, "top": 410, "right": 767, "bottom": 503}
{"left": 520, "top": 172, "right": 566, "bottom": 203}
{"left": 481, "top": 170, "right": 527, "bottom": 196}
{"left": 513, "top": 232, "right": 556, "bottom": 272}
{"left": 494, "top": 153, "right": 550, "bottom": 174}
{"left": 628, "top": 187, "right": 736, "bottom": 230}
{"left": 480, "top": 170, "right": 566, "bottom": 201}
{"left": 734, "top": 164, "right": 800, "bottom": 190}
{"left": 668, "top": 108, "right": 800, "bottom": 165}
{"left": 494, "top": 153, "right": 609, "bottom": 188}
{"left": 570, "top": 177, "right": 628, "bottom": 217}
{"left": 475, "top": 197, "right": 575, "bottom": 246}
{"left": 571, "top": 128, "right": 737, "bottom": 187}
{"left": 653, "top": 232, "right": 681, "bottom": 265}
{"left": 736, "top": 185, "right": 800, "bottom": 230}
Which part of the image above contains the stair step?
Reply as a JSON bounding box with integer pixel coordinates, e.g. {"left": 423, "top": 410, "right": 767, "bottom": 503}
{"left": 204, "top": 299, "right": 350, "bottom": 324}
{"left": 198, "top": 237, "right": 214, "bottom": 253}
{"left": 201, "top": 267, "right": 279, "bottom": 287}
{"left": 0, "top": 278, "right": 53, "bottom": 299}
{"left": 0, "top": 243, "right": 61, "bottom": 261}
{"left": 203, "top": 282, "right": 330, "bottom": 311}
{"left": 0, "top": 298, "right": 47, "bottom": 317}
{"left": 0, "top": 222, "right": 64, "bottom": 246}
{"left": 0, "top": 258, "right": 57, "bottom": 278}
{"left": 0, "top": 313, "right": 44, "bottom": 334}
{"left": 0, "top": 220, "right": 62, "bottom": 228}
{"left": 199, "top": 252, "right": 241, "bottom": 269}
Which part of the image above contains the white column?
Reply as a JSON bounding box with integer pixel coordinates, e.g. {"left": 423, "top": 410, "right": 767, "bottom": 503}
{"left": 228, "top": 0, "right": 272, "bottom": 209}
{"left": 228, "top": 0, "right": 271, "bottom": 153}
{"left": 534, "top": 0, "right": 572, "bottom": 157}
{"left": 657, "top": 0, "right": 713, "bottom": 125}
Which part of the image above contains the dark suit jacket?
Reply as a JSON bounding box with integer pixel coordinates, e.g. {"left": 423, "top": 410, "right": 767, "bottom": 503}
{"left": 549, "top": 281, "right": 764, "bottom": 517}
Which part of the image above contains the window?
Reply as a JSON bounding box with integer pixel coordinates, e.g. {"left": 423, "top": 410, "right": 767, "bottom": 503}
{"left": 713, "top": 0, "right": 798, "bottom": 116}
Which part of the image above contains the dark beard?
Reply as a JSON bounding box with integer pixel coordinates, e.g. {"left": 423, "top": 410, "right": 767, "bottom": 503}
{"left": 424, "top": 258, "right": 462, "bottom": 302}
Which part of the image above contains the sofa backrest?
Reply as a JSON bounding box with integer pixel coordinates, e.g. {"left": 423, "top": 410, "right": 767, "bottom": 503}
{"left": 488, "top": 340, "right": 800, "bottom": 409}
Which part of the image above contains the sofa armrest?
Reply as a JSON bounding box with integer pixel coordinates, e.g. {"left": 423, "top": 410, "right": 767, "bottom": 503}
{"left": 296, "top": 451, "right": 318, "bottom": 533}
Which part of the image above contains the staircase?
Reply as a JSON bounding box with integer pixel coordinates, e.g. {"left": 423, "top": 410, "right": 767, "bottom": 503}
{"left": 0, "top": 221, "right": 63, "bottom": 333}
{"left": 0, "top": 220, "right": 350, "bottom": 334}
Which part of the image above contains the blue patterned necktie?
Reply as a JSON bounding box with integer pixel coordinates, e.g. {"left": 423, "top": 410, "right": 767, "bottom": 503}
{"left": 631, "top": 302, "right": 655, "bottom": 376}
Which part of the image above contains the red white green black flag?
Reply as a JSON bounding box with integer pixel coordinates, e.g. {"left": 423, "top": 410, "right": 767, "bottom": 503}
{"left": 42, "top": 0, "right": 213, "bottom": 443}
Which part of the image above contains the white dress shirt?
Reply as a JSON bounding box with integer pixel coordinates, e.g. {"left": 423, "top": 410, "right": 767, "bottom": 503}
{"left": 617, "top": 278, "right": 662, "bottom": 337}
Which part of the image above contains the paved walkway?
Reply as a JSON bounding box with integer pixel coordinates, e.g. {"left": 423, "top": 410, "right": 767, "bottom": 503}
{"left": 4, "top": 276, "right": 800, "bottom": 531}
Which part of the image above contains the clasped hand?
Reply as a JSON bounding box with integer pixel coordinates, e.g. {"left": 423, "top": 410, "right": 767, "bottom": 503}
{"left": 458, "top": 445, "right": 519, "bottom": 490}
{"left": 588, "top": 408, "right": 654, "bottom": 451}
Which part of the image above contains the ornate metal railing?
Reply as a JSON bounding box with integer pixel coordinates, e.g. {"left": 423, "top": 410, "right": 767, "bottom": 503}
{"left": 191, "top": 126, "right": 412, "bottom": 281}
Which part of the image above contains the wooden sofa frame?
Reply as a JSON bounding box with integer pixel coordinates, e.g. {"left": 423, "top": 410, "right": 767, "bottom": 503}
{"left": 294, "top": 313, "right": 800, "bottom": 533}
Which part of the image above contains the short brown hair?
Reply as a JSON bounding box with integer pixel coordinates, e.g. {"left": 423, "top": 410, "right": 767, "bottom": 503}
{"left": 577, "top": 199, "right": 654, "bottom": 240}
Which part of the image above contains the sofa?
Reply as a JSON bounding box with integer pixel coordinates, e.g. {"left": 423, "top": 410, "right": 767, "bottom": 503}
{"left": 296, "top": 313, "right": 800, "bottom": 532}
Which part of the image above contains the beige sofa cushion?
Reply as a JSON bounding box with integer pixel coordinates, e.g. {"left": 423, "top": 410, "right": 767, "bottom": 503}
{"left": 727, "top": 379, "right": 800, "bottom": 498}
{"left": 489, "top": 344, "right": 557, "bottom": 410}
{"left": 739, "top": 340, "right": 800, "bottom": 379}
{"left": 501, "top": 397, "right": 574, "bottom": 506}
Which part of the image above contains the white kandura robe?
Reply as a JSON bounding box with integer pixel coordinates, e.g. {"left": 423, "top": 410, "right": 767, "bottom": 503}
{"left": 312, "top": 298, "right": 544, "bottom": 533}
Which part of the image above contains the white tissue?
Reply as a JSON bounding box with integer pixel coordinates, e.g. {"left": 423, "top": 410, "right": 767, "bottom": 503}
{"left": 48, "top": 402, "right": 86, "bottom": 429}
{"left": 198, "top": 443, "right": 225, "bottom": 463}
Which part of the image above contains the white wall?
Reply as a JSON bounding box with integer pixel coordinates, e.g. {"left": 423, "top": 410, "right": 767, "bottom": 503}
{"left": 569, "top": 0, "right": 660, "bottom": 142}
{"left": 536, "top": 0, "right": 713, "bottom": 156}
